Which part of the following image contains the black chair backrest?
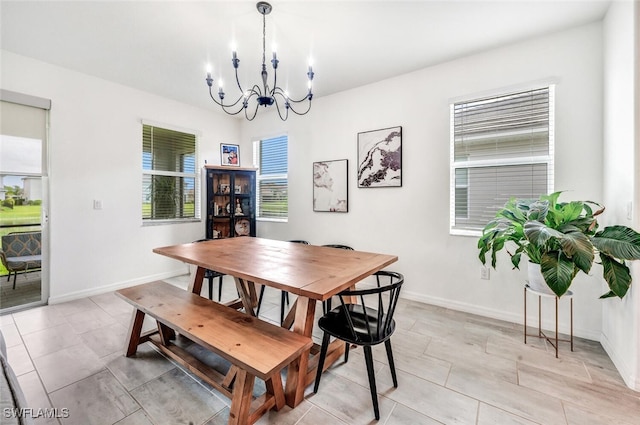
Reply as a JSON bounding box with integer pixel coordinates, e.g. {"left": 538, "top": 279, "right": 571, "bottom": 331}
{"left": 288, "top": 240, "right": 310, "bottom": 244}
{"left": 335, "top": 271, "right": 403, "bottom": 344}
{"left": 322, "top": 244, "right": 354, "bottom": 250}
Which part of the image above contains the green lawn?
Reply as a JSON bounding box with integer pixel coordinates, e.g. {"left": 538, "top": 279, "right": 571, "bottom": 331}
{"left": 142, "top": 202, "right": 196, "bottom": 219}
{"left": 261, "top": 200, "right": 288, "bottom": 217}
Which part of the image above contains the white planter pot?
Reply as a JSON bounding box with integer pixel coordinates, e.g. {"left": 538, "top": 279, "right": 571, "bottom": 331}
{"left": 527, "top": 262, "right": 555, "bottom": 295}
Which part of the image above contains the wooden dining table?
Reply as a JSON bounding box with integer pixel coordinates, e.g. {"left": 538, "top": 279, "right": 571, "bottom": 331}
{"left": 153, "top": 237, "right": 398, "bottom": 407}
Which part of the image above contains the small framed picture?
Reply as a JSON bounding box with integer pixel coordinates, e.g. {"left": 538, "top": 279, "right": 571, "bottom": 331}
{"left": 313, "top": 159, "right": 348, "bottom": 212}
{"left": 235, "top": 185, "right": 242, "bottom": 194}
{"left": 220, "top": 143, "right": 240, "bottom": 167}
{"left": 357, "top": 126, "right": 402, "bottom": 187}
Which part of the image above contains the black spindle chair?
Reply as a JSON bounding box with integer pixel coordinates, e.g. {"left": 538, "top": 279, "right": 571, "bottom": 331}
{"left": 313, "top": 270, "right": 404, "bottom": 420}
{"left": 320, "top": 244, "right": 354, "bottom": 313}
{"left": 256, "top": 239, "right": 309, "bottom": 325}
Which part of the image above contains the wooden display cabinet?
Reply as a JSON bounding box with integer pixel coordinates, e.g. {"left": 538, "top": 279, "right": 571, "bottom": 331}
{"left": 205, "top": 166, "right": 256, "bottom": 239}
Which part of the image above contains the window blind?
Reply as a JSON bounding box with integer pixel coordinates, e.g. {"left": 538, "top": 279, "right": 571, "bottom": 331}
{"left": 256, "top": 135, "right": 288, "bottom": 219}
{"left": 142, "top": 124, "right": 199, "bottom": 221}
{"left": 451, "top": 86, "right": 553, "bottom": 232}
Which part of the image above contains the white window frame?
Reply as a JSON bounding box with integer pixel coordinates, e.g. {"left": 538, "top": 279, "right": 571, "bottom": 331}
{"left": 142, "top": 120, "right": 200, "bottom": 225}
{"left": 253, "top": 135, "right": 288, "bottom": 222}
{"left": 449, "top": 84, "right": 555, "bottom": 236}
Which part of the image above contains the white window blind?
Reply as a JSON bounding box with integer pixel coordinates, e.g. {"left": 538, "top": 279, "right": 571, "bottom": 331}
{"left": 142, "top": 123, "right": 199, "bottom": 222}
{"left": 254, "top": 135, "right": 288, "bottom": 220}
{"left": 450, "top": 86, "right": 554, "bottom": 233}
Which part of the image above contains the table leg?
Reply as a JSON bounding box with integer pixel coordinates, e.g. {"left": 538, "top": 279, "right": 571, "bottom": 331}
{"left": 285, "top": 296, "right": 315, "bottom": 407}
{"left": 187, "top": 266, "right": 206, "bottom": 295}
{"left": 235, "top": 277, "right": 257, "bottom": 316}
{"left": 282, "top": 299, "right": 297, "bottom": 330}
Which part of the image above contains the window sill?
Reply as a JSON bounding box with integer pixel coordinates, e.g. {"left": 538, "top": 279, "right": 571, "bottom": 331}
{"left": 257, "top": 217, "right": 288, "bottom": 223}
{"left": 142, "top": 218, "right": 201, "bottom": 226}
{"left": 450, "top": 228, "right": 481, "bottom": 237}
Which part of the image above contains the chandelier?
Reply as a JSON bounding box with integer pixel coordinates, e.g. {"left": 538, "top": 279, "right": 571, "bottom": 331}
{"left": 205, "top": 2, "right": 314, "bottom": 121}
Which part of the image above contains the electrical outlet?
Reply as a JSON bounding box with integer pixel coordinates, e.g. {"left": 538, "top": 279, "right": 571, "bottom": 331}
{"left": 480, "top": 266, "right": 490, "bottom": 280}
{"left": 93, "top": 200, "right": 103, "bottom": 210}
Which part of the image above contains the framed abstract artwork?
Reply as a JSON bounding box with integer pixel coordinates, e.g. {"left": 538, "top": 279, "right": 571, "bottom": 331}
{"left": 313, "top": 159, "right": 348, "bottom": 212}
{"left": 220, "top": 143, "right": 240, "bottom": 166}
{"left": 357, "top": 126, "right": 402, "bottom": 187}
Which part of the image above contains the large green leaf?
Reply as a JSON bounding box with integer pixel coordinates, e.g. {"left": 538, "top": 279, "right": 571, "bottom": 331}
{"left": 524, "top": 221, "right": 563, "bottom": 246}
{"left": 599, "top": 253, "right": 632, "bottom": 299}
{"left": 592, "top": 226, "right": 640, "bottom": 260}
{"left": 599, "top": 291, "right": 617, "bottom": 299}
{"left": 557, "top": 231, "right": 594, "bottom": 274}
{"left": 558, "top": 201, "right": 585, "bottom": 224}
{"left": 540, "top": 251, "right": 576, "bottom": 297}
{"left": 540, "top": 191, "right": 562, "bottom": 207}
{"left": 527, "top": 200, "right": 549, "bottom": 222}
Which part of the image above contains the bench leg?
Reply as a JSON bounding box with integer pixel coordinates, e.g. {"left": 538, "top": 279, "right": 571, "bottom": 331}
{"left": 124, "top": 309, "right": 146, "bottom": 357}
{"left": 265, "top": 371, "right": 285, "bottom": 411}
{"left": 228, "top": 368, "right": 254, "bottom": 425}
{"left": 157, "top": 321, "right": 176, "bottom": 345}
{"left": 222, "top": 365, "right": 239, "bottom": 391}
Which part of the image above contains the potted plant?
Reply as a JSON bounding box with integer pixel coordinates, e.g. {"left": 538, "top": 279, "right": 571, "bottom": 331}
{"left": 477, "top": 192, "right": 640, "bottom": 299}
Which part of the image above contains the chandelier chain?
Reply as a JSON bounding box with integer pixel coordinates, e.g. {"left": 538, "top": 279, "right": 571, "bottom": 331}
{"left": 262, "top": 12, "right": 266, "bottom": 67}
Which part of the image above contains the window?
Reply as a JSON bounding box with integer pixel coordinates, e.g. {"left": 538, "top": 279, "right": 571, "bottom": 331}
{"left": 450, "top": 86, "right": 554, "bottom": 234}
{"left": 254, "top": 135, "right": 288, "bottom": 220}
{"left": 142, "top": 123, "right": 199, "bottom": 222}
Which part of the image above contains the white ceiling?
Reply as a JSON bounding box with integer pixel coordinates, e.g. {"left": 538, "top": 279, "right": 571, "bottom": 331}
{"left": 1, "top": 1, "right": 611, "bottom": 114}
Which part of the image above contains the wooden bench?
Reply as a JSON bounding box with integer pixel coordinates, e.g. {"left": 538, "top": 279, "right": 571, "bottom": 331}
{"left": 116, "top": 281, "right": 313, "bottom": 425}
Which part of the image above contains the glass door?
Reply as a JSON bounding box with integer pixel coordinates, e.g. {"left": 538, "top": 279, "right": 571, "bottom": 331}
{"left": 0, "top": 94, "right": 49, "bottom": 312}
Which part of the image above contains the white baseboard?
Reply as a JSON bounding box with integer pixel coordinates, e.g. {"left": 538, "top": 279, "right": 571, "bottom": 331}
{"left": 400, "top": 289, "right": 601, "bottom": 341}
{"left": 600, "top": 332, "right": 640, "bottom": 391}
{"left": 47, "top": 268, "right": 186, "bottom": 304}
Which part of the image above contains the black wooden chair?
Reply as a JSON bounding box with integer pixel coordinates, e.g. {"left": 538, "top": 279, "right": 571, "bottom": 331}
{"left": 193, "top": 239, "right": 226, "bottom": 301}
{"left": 321, "top": 244, "right": 354, "bottom": 250}
{"left": 313, "top": 270, "right": 404, "bottom": 420}
{"left": 320, "top": 244, "right": 354, "bottom": 313}
{"left": 256, "top": 240, "right": 309, "bottom": 325}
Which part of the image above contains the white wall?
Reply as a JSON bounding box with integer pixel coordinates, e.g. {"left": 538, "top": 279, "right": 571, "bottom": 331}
{"left": 241, "top": 22, "right": 606, "bottom": 340}
{"left": 1, "top": 50, "right": 240, "bottom": 302}
{"left": 601, "top": 0, "right": 639, "bottom": 390}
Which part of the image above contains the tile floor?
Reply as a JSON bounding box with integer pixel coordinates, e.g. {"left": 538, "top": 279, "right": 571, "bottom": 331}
{"left": 1, "top": 275, "right": 639, "bottom": 425}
